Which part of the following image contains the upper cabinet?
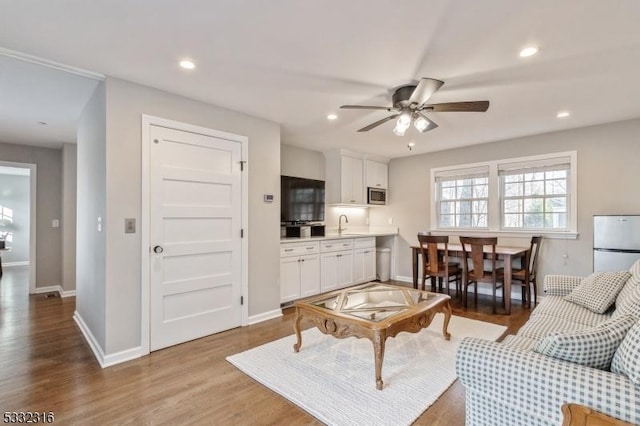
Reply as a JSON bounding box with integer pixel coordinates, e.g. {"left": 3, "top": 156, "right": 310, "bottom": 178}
{"left": 325, "top": 151, "right": 364, "bottom": 204}
{"left": 324, "top": 150, "right": 388, "bottom": 205}
{"left": 365, "top": 160, "right": 388, "bottom": 189}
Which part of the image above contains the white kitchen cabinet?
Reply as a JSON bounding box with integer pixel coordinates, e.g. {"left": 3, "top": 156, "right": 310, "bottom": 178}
{"left": 354, "top": 237, "right": 376, "bottom": 284}
{"left": 321, "top": 250, "right": 354, "bottom": 292}
{"left": 280, "top": 242, "right": 320, "bottom": 303}
{"left": 365, "top": 160, "right": 388, "bottom": 190}
{"left": 325, "top": 151, "right": 364, "bottom": 204}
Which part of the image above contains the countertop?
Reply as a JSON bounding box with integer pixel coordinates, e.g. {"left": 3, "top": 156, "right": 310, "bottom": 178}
{"left": 280, "top": 227, "right": 398, "bottom": 243}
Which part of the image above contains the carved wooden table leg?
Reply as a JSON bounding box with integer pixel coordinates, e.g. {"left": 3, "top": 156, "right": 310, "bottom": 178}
{"left": 372, "top": 331, "right": 387, "bottom": 390}
{"left": 441, "top": 301, "right": 452, "bottom": 341}
{"left": 293, "top": 307, "right": 302, "bottom": 352}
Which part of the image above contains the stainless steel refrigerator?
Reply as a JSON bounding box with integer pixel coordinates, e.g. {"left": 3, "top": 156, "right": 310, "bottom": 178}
{"left": 593, "top": 215, "right": 640, "bottom": 272}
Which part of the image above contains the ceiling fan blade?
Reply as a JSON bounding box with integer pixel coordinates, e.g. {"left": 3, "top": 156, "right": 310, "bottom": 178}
{"left": 340, "top": 105, "right": 395, "bottom": 111}
{"left": 415, "top": 113, "right": 438, "bottom": 132}
{"left": 357, "top": 114, "right": 400, "bottom": 132}
{"left": 408, "top": 78, "right": 444, "bottom": 106}
{"left": 425, "top": 101, "right": 490, "bottom": 112}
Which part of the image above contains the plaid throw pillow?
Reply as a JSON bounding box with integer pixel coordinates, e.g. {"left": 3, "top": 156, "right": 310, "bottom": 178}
{"left": 534, "top": 315, "right": 637, "bottom": 370}
{"left": 611, "top": 321, "right": 640, "bottom": 384}
{"left": 565, "top": 271, "right": 631, "bottom": 314}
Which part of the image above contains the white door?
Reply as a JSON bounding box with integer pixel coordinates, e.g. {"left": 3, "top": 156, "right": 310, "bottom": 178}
{"left": 299, "top": 254, "right": 320, "bottom": 298}
{"left": 149, "top": 124, "right": 243, "bottom": 351}
{"left": 280, "top": 256, "right": 301, "bottom": 303}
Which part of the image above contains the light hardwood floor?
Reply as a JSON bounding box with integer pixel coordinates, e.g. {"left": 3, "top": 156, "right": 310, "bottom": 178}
{"left": 0, "top": 267, "right": 531, "bottom": 425}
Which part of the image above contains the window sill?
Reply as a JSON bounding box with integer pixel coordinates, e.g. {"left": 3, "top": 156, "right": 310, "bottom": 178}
{"left": 430, "top": 228, "right": 579, "bottom": 240}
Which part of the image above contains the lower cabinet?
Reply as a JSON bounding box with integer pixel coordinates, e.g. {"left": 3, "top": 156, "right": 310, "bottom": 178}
{"left": 280, "top": 242, "right": 320, "bottom": 304}
{"left": 354, "top": 248, "right": 376, "bottom": 284}
{"left": 320, "top": 250, "right": 354, "bottom": 293}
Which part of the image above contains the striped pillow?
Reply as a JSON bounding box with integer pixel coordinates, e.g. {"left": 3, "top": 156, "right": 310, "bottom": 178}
{"left": 534, "top": 315, "right": 636, "bottom": 370}
{"left": 611, "top": 321, "right": 640, "bottom": 384}
{"left": 565, "top": 271, "right": 631, "bottom": 314}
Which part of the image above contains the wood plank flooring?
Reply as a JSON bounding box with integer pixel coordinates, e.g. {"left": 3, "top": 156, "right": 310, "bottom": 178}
{"left": 0, "top": 267, "right": 531, "bottom": 425}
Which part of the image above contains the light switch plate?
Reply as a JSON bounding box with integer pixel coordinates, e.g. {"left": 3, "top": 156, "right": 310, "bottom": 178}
{"left": 52, "top": 219, "right": 60, "bottom": 228}
{"left": 125, "top": 218, "right": 136, "bottom": 234}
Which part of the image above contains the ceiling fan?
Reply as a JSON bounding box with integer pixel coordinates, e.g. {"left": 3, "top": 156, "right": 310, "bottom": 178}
{"left": 340, "top": 78, "right": 489, "bottom": 136}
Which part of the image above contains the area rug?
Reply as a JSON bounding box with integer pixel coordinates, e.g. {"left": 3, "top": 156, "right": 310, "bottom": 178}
{"left": 227, "top": 315, "right": 506, "bottom": 425}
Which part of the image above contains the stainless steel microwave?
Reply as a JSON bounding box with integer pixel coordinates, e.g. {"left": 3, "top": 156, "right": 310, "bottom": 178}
{"left": 367, "top": 187, "right": 386, "bottom": 205}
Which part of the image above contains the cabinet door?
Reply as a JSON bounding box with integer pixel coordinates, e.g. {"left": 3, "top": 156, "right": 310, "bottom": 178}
{"left": 336, "top": 250, "right": 354, "bottom": 288}
{"left": 321, "top": 252, "right": 339, "bottom": 293}
{"left": 299, "top": 254, "right": 320, "bottom": 298}
{"left": 341, "top": 156, "right": 364, "bottom": 204}
{"left": 353, "top": 249, "right": 365, "bottom": 284}
{"left": 363, "top": 248, "right": 377, "bottom": 282}
{"left": 280, "top": 257, "right": 301, "bottom": 303}
{"left": 366, "top": 160, "right": 388, "bottom": 189}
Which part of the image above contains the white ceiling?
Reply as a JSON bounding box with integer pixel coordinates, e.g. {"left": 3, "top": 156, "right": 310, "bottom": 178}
{"left": 1, "top": 0, "right": 640, "bottom": 157}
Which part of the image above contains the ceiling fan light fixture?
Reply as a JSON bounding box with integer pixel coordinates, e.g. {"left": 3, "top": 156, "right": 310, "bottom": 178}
{"left": 519, "top": 46, "right": 539, "bottom": 58}
{"left": 397, "top": 112, "right": 412, "bottom": 127}
{"left": 392, "top": 123, "right": 407, "bottom": 136}
{"left": 414, "top": 116, "right": 430, "bottom": 133}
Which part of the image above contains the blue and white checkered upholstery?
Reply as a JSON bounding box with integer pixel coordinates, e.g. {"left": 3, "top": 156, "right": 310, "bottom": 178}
{"left": 457, "top": 265, "right": 640, "bottom": 425}
{"left": 543, "top": 275, "right": 583, "bottom": 296}
{"left": 565, "top": 272, "right": 631, "bottom": 314}
{"left": 611, "top": 321, "right": 640, "bottom": 385}
{"left": 531, "top": 295, "right": 610, "bottom": 326}
{"left": 533, "top": 315, "right": 636, "bottom": 370}
{"left": 457, "top": 337, "right": 640, "bottom": 425}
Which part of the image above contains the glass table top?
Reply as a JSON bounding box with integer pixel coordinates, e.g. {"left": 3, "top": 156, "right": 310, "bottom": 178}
{"left": 307, "top": 283, "right": 444, "bottom": 322}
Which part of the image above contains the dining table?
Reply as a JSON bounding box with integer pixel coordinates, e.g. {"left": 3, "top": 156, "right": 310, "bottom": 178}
{"left": 410, "top": 242, "right": 529, "bottom": 315}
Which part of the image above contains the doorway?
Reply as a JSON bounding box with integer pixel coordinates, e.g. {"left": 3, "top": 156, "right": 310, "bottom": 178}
{"left": 0, "top": 161, "right": 37, "bottom": 293}
{"left": 141, "top": 116, "right": 248, "bottom": 353}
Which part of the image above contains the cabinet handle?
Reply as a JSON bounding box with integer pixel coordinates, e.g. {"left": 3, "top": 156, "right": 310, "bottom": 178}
{"left": 350, "top": 200, "right": 355, "bottom": 203}
{"left": 306, "top": 247, "right": 314, "bottom": 250}
{"left": 301, "top": 259, "right": 305, "bottom": 262}
{"left": 364, "top": 250, "right": 370, "bottom": 254}
{"left": 376, "top": 184, "right": 381, "bottom": 187}
{"left": 326, "top": 245, "right": 333, "bottom": 248}
{"left": 342, "top": 243, "right": 349, "bottom": 246}
{"left": 284, "top": 248, "right": 293, "bottom": 252}
{"left": 337, "top": 254, "right": 342, "bottom": 258}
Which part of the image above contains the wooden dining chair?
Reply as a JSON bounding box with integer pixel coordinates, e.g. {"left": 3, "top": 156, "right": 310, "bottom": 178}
{"left": 511, "top": 236, "right": 543, "bottom": 308}
{"left": 417, "top": 234, "right": 462, "bottom": 296}
{"left": 459, "top": 236, "right": 505, "bottom": 313}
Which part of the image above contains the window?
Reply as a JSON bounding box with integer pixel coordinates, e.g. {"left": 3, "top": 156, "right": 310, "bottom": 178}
{"left": 431, "top": 152, "right": 577, "bottom": 235}
{"left": 500, "top": 158, "right": 570, "bottom": 230}
{"left": 435, "top": 166, "right": 489, "bottom": 229}
{"left": 0, "top": 205, "right": 14, "bottom": 242}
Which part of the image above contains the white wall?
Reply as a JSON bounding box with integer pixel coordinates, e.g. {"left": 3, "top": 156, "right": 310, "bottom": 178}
{"left": 0, "top": 173, "right": 30, "bottom": 262}
{"left": 103, "top": 77, "right": 281, "bottom": 354}
{"left": 62, "top": 143, "right": 77, "bottom": 292}
{"left": 370, "top": 118, "right": 640, "bottom": 293}
{"left": 76, "top": 82, "right": 107, "bottom": 350}
{"left": 0, "top": 142, "right": 62, "bottom": 287}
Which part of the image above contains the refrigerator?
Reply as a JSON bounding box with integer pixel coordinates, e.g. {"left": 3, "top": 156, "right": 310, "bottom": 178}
{"left": 593, "top": 215, "right": 640, "bottom": 272}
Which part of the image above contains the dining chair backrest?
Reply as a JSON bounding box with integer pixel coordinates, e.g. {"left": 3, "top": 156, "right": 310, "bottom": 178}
{"left": 459, "top": 236, "right": 498, "bottom": 281}
{"left": 527, "top": 236, "right": 543, "bottom": 279}
{"left": 417, "top": 234, "right": 449, "bottom": 274}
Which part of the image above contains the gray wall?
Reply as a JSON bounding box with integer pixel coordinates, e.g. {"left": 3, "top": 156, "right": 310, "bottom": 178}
{"left": 0, "top": 173, "right": 30, "bottom": 263}
{"left": 0, "top": 142, "right": 62, "bottom": 287}
{"left": 370, "top": 118, "right": 640, "bottom": 293}
{"left": 62, "top": 143, "right": 77, "bottom": 292}
{"left": 76, "top": 82, "right": 107, "bottom": 350}
{"left": 103, "top": 77, "right": 281, "bottom": 354}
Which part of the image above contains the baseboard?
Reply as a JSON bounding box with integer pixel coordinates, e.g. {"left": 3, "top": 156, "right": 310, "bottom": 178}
{"left": 73, "top": 311, "right": 143, "bottom": 368}
{"left": 33, "top": 285, "right": 76, "bottom": 298}
{"left": 395, "top": 275, "right": 528, "bottom": 301}
{"left": 248, "top": 309, "right": 283, "bottom": 325}
{"left": 4, "top": 261, "right": 29, "bottom": 267}
{"left": 73, "top": 311, "right": 107, "bottom": 368}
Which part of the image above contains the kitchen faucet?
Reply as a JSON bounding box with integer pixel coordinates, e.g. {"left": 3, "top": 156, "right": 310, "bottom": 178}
{"left": 338, "top": 214, "right": 349, "bottom": 234}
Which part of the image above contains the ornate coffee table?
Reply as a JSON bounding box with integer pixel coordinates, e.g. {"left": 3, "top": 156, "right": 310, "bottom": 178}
{"left": 292, "top": 282, "right": 452, "bottom": 390}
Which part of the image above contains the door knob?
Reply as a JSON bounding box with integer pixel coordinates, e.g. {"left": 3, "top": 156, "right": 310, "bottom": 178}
{"left": 153, "top": 245, "right": 164, "bottom": 254}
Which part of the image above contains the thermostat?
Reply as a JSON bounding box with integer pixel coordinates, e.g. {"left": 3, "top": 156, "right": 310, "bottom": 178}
{"left": 264, "top": 194, "right": 274, "bottom": 203}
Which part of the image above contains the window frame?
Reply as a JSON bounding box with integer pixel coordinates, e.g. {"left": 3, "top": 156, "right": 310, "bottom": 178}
{"left": 430, "top": 151, "right": 578, "bottom": 238}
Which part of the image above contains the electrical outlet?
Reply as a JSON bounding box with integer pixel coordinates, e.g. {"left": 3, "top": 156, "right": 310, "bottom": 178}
{"left": 52, "top": 219, "right": 60, "bottom": 228}
{"left": 125, "top": 218, "right": 136, "bottom": 234}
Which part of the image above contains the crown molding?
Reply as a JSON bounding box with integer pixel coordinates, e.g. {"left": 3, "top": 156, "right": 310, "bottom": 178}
{"left": 0, "top": 47, "right": 105, "bottom": 80}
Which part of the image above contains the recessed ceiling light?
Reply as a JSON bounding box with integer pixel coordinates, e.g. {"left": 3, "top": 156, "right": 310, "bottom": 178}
{"left": 557, "top": 111, "right": 570, "bottom": 118}
{"left": 519, "top": 46, "right": 539, "bottom": 58}
{"left": 179, "top": 60, "right": 196, "bottom": 70}
{"left": 327, "top": 113, "right": 338, "bottom": 120}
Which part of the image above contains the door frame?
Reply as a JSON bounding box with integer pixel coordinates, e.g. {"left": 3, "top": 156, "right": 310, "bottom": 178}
{"left": 0, "top": 160, "right": 37, "bottom": 293}
{"left": 140, "top": 115, "right": 249, "bottom": 355}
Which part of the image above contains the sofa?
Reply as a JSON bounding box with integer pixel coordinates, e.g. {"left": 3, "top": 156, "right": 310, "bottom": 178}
{"left": 456, "top": 260, "right": 640, "bottom": 426}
